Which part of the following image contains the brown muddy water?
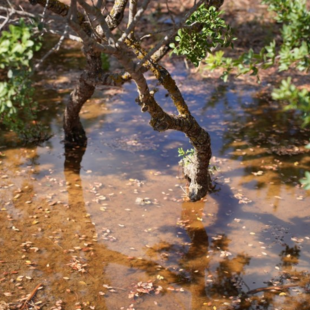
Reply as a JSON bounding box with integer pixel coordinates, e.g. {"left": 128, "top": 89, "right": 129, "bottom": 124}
{"left": 1, "top": 50, "right": 310, "bottom": 310}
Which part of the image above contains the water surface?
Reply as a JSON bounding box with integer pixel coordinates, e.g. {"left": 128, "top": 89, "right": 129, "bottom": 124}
{"left": 0, "top": 50, "right": 310, "bottom": 310}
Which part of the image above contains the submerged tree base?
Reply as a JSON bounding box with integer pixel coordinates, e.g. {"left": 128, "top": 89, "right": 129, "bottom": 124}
{"left": 181, "top": 153, "right": 214, "bottom": 202}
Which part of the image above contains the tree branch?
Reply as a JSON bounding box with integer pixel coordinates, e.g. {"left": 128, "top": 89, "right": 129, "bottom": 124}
{"left": 127, "top": 0, "right": 137, "bottom": 27}
{"left": 77, "top": 0, "right": 115, "bottom": 44}
{"left": 105, "top": 0, "right": 128, "bottom": 29}
{"left": 82, "top": 71, "right": 131, "bottom": 87}
{"left": 113, "top": 47, "right": 212, "bottom": 201}
{"left": 68, "top": 17, "right": 115, "bottom": 54}
{"left": 125, "top": 39, "right": 190, "bottom": 116}
{"left": 127, "top": 0, "right": 137, "bottom": 39}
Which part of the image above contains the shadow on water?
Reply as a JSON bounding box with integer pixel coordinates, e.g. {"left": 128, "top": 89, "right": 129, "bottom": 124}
{"left": 1, "top": 44, "right": 310, "bottom": 309}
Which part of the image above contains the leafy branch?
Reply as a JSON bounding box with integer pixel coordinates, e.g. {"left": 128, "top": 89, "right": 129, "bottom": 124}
{"left": 169, "top": 5, "right": 233, "bottom": 67}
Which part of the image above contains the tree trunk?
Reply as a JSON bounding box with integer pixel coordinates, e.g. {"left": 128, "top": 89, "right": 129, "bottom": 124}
{"left": 183, "top": 132, "right": 212, "bottom": 202}
{"left": 63, "top": 76, "right": 94, "bottom": 146}
{"left": 63, "top": 51, "right": 101, "bottom": 146}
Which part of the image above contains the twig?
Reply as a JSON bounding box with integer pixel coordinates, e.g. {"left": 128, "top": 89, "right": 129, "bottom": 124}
{"left": 118, "top": 0, "right": 151, "bottom": 43}
{"left": 20, "top": 283, "right": 43, "bottom": 310}
{"left": 165, "top": 0, "right": 176, "bottom": 28}
{"left": 44, "top": 28, "right": 82, "bottom": 42}
{"left": 40, "top": 0, "right": 50, "bottom": 23}
{"left": 77, "top": 0, "right": 115, "bottom": 44}
{"left": 127, "top": 0, "right": 137, "bottom": 27}
{"left": 35, "top": 24, "right": 69, "bottom": 69}
{"left": 0, "top": 5, "right": 38, "bottom": 18}
{"left": 0, "top": 11, "right": 11, "bottom": 30}
{"left": 5, "top": 0, "right": 14, "bottom": 10}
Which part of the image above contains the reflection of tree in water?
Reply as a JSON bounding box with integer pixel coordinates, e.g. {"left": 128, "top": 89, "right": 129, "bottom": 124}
{"left": 63, "top": 146, "right": 251, "bottom": 308}
{"left": 203, "top": 83, "right": 310, "bottom": 155}
{"left": 62, "top": 146, "right": 192, "bottom": 308}
{"left": 147, "top": 200, "right": 253, "bottom": 309}
{"left": 8, "top": 148, "right": 309, "bottom": 310}
{"left": 202, "top": 84, "right": 310, "bottom": 194}
{"left": 279, "top": 245, "right": 300, "bottom": 269}
{"left": 202, "top": 84, "right": 230, "bottom": 111}
{"left": 2, "top": 143, "right": 309, "bottom": 309}
{"left": 148, "top": 198, "right": 310, "bottom": 310}
{"left": 177, "top": 202, "right": 254, "bottom": 309}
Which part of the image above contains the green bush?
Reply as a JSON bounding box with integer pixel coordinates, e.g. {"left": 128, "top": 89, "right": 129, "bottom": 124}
{"left": 0, "top": 19, "right": 42, "bottom": 135}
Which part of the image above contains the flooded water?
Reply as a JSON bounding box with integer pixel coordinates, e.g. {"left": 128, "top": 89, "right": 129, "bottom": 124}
{"left": 1, "top": 47, "right": 310, "bottom": 310}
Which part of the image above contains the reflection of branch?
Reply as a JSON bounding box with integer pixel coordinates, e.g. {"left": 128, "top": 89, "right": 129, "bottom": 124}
{"left": 247, "top": 283, "right": 299, "bottom": 295}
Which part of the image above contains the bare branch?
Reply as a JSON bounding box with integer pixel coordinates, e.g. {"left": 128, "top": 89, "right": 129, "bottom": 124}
{"left": 28, "top": 0, "right": 92, "bottom": 35}
{"left": 150, "top": 63, "right": 190, "bottom": 116}
{"left": 45, "top": 28, "right": 81, "bottom": 41}
{"left": 5, "top": 0, "right": 14, "bottom": 10}
{"left": 165, "top": 0, "right": 176, "bottom": 27}
{"left": 0, "top": 10, "right": 12, "bottom": 31}
{"left": 105, "top": 0, "right": 128, "bottom": 29}
{"left": 35, "top": 24, "right": 69, "bottom": 69}
{"left": 82, "top": 71, "right": 131, "bottom": 87}
{"left": 124, "top": 38, "right": 190, "bottom": 116}
{"left": 0, "top": 5, "right": 38, "bottom": 19}
{"left": 118, "top": 0, "right": 151, "bottom": 43}
{"left": 68, "top": 16, "right": 115, "bottom": 54}
{"left": 127, "top": 0, "right": 137, "bottom": 39}
{"left": 82, "top": 4, "right": 103, "bottom": 41}
{"left": 68, "top": 0, "right": 77, "bottom": 22}
{"left": 40, "top": 0, "right": 50, "bottom": 23}
{"left": 0, "top": 4, "right": 82, "bottom": 44}
{"left": 77, "top": 0, "right": 115, "bottom": 44}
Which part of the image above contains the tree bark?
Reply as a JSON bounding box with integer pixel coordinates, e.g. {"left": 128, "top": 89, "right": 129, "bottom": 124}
{"left": 183, "top": 124, "right": 212, "bottom": 201}
{"left": 113, "top": 49, "right": 212, "bottom": 201}
{"left": 63, "top": 50, "right": 101, "bottom": 146}
{"left": 63, "top": 76, "right": 94, "bottom": 146}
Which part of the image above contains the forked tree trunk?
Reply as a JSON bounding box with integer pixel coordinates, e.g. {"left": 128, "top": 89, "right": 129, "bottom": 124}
{"left": 113, "top": 51, "right": 213, "bottom": 201}
{"left": 30, "top": 0, "right": 214, "bottom": 201}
